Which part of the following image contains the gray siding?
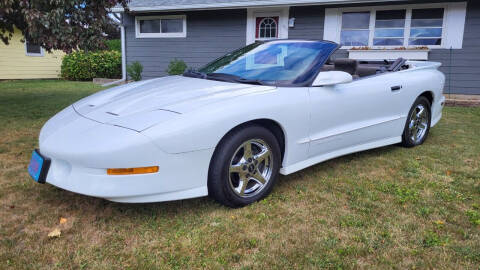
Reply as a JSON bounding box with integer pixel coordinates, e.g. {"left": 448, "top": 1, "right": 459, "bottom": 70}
{"left": 124, "top": 9, "right": 246, "bottom": 79}
{"left": 125, "top": 1, "right": 479, "bottom": 94}
{"left": 289, "top": 6, "right": 326, "bottom": 40}
{"left": 433, "top": 0, "right": 480, "bottom": 95}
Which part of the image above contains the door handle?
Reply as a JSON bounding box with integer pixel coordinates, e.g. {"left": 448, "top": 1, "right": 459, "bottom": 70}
{"left": 391, "top": 85, "right": 402, "bottom": 91}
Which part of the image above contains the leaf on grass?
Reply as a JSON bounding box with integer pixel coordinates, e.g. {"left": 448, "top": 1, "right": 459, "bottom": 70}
{"left": 59, "top": 218, "right": 67, "bottom": 224}
{"left": 48, "top": 228, "right": 61, "bottom": 238}
{"left": 446, "top": 170, "right": 452, "bottom": 176}
{"left": 434, "top": 220, "right": 445, "bottom": 225}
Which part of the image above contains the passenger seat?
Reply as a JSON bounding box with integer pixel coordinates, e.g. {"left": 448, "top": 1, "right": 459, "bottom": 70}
{"left": 356, "top": 66, "right": 379, "bottom": 77}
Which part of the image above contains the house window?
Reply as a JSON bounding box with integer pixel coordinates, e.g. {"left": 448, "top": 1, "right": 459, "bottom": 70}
{"left": 325, "top": 2, "right": 469, "bottom": 49}
{"left": 409, "top": 8, "right": 444, "bottom": 46}
{"left": 340, "top": 12, "right": 370, "bottom": 46}
{"left": 256, "top": 17, "right": 279, "bottom": 40}
{"left": 339, "top": 7, "right": 444, "bottom": 48}
{"left": 136, "top": 15, "right": 186, "bottom": 38}
{"left": 374, "top": 10, "right": 406, "bottom": 46}
{"left": 25, "top": 39, "right": 44, "bottom": 57}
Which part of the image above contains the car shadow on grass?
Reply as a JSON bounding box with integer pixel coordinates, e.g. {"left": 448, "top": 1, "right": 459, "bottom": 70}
{"left": 37, "top": 186, "right": 218, "bottom": 220}
{"left": 277, "top": 144, "right": 400, "bottom": 187}
{"left": 33, "top": 143, "right": 401, "bottom": 220}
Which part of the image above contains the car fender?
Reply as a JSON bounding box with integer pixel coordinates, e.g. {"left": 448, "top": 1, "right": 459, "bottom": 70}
{"left": 141, "top": 87, "right": 311, "bottom": 167}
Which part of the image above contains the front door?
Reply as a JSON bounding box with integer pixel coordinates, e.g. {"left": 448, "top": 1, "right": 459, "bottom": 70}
{"left": 246, "top": 7, "right": 289, "bottom": 45}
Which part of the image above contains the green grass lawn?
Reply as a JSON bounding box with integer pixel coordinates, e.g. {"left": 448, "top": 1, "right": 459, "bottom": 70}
{"left": 0, "top": 80, "right": 479, "bottom": 269}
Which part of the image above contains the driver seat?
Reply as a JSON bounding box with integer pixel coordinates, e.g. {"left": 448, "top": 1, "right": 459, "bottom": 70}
{"left": 334, "top": 58, "right": 359, "bottom": 79}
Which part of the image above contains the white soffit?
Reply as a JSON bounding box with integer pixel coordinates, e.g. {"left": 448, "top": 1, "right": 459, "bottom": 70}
{"left": 113, "top": 0, "right": 406, "bottom": 13}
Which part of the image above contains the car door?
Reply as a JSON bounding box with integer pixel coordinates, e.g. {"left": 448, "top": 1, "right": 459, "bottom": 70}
{"left": 307, "top": 73, "right": 406, "bottom": 158}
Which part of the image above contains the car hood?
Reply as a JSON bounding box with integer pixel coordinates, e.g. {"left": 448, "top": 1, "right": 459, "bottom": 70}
{"left": 73, "top": 76, "right": 275, "bottom": 131}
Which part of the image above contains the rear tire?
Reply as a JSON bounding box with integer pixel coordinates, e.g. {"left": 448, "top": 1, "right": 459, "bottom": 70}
{"left": 401, "top": 96, "right": 431, "bottom": 147}
{"left": 208, "top": 125, "right": 281, "bottom": 208}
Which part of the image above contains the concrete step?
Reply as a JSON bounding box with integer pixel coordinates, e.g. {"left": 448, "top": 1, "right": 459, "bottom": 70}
{"left": 445, "top": 94, "right": 480, "bottom": 107}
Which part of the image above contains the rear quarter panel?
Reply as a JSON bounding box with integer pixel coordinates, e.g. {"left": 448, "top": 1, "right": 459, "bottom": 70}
{"left": 395, "top": 63, "right": 445, "bottom": 121}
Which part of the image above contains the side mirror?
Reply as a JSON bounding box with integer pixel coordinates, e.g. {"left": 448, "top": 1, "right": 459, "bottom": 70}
{"left": 312, "top": 71, "right": 353, "bottom": 86}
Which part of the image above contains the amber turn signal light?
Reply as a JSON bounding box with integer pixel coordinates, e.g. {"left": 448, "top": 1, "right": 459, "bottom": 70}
{"left": 107, "top": 166, "right": 159, "bottom": 175}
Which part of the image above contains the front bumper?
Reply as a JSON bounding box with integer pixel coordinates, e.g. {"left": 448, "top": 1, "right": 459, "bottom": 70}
{"left": 39, "top": 106, "right": 213, "bottom": 203}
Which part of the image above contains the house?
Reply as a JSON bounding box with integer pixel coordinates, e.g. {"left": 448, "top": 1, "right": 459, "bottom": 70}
{"left": 113, "top": 0, "right": 479, "bottom": 95}
{"left": 0, "top": 28, "right": 64, "bottom": 80}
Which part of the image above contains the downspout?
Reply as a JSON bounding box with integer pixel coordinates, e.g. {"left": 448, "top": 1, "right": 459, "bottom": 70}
{"left": 103, "top": 19, "right": 127, "bottom": 87}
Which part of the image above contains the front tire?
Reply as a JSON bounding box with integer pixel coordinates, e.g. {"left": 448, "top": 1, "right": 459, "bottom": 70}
{"left": 208, "top": 125, "right": 281, "bottom": 208}
{"left": 401, "top": 96, "right": 431, "bottom": 147}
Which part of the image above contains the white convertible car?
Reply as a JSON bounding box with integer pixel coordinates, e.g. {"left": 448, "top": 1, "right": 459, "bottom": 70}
{"left": 28, "top": 40, "right": 445, "bottom": 207}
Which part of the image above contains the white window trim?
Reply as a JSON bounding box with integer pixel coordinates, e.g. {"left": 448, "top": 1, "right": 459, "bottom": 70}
{"left": 246, "top": 7, "right": 289, "bottom": 45}
{"left": 257, "top": 17, "right": 279, "bottom": 40}
{"left": 25, "top": 40, "right": 44, "bottom": 57}
{"left": 135, "top": 15, "right": 187, "bottom": 38}
{"left": 324, "top": 2, "right": 467, "bottom": 49}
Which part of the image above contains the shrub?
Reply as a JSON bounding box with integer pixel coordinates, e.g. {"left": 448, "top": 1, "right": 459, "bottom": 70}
{"left": 105, "top": 39, "right": 121, "bottom": 52}
{"left": 61, "top": 50, "right": 121, "bottom": 81}
{"left": 166, "top": 58, "right": 187, "bottom": 75}
{"left": 127, "top": 61, "right": 143, "bottom": 81}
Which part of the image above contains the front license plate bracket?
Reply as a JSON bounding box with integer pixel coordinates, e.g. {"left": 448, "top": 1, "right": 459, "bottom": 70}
{"left": 28, "top": 149, "right": 51, "bottom": 184}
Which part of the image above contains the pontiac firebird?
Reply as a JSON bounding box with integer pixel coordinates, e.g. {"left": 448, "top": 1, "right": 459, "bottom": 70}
{"left": 28, "top": 40, "right": 445, "bottom": 207}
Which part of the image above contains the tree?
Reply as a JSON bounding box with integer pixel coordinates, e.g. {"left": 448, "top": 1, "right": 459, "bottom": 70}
{"left": 104, "top": 16, "right": 121, "bottom": 40}
{"left": 0, "top": 0, "right": 128, "bottom": 52}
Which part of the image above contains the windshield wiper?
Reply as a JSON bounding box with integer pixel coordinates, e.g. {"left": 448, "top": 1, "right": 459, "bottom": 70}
{"left": 184, "top": 71, "right": 268, "bottom": 85}
{"left": 206, "top": 73, "right": 267, "bottom": 85}
{"left": 183, "top": 70, "right": 207, "bottom": 79}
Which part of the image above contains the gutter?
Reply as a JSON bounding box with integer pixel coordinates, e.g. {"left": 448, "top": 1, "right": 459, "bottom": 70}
{"left": 103, "top": 24, "right": 127, "bottom": 87}
{"left": 111, "top": 0, "right": 405, "bottom": 13}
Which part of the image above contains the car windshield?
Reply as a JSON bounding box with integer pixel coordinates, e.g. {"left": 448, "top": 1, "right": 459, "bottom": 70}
{"left": 185, "top": 40, "right": 338, "bottom": 86}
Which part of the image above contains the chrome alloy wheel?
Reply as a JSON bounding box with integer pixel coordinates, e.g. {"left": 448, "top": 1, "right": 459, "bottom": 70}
{"left": 408, "top": 104, "right": 429, "bottom": 144}
{"left": 228, "top": 139, "right": 273, "bottom": 198}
